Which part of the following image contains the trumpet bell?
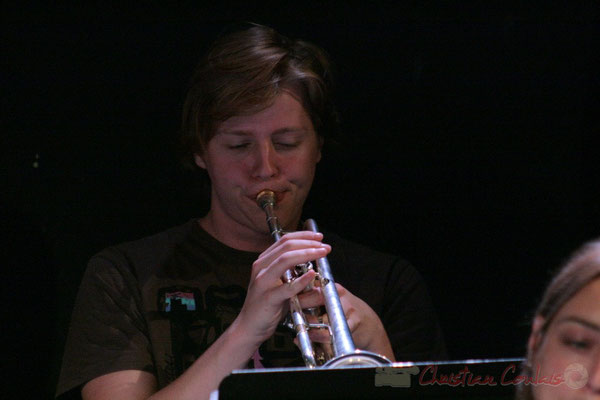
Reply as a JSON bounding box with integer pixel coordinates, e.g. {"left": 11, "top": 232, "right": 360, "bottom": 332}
{"left": 323, "top": 350, "right": 392, "bottom": 368}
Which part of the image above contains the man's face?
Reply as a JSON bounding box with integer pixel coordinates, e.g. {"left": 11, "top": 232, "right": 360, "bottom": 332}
{"left": 194, "top": 91, "right": 322, "bottom": 244}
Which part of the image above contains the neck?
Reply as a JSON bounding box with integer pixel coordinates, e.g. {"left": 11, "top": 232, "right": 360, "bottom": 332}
{"left": 198, "top": 213, "right": 275, "bottom": 253}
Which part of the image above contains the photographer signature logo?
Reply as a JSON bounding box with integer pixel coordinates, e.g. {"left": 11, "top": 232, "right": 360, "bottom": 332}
{"left": 374, "top": 362, "right": 589, "bottom": 389}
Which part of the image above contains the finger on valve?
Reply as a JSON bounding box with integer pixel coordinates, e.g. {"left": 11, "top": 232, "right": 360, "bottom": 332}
{"left": 297, "top": 286, "right": 324, "bottom": 309}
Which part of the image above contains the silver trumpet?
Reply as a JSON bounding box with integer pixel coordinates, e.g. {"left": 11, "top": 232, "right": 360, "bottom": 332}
{"left": 256, "top": 190, "right": 391, "bottom": 368}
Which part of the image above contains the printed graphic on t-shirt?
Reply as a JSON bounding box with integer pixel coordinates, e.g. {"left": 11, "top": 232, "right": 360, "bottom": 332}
{"left": 157, "top": 284, "right": 301, "bottom": 383}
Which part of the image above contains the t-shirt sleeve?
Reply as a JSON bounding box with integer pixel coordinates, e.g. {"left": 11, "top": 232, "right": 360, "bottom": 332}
{"left": 382, "top": 259, "right": 448, "bottom": 362}
{"left": 55, "top": 250, "right": 154, "bottom": 398}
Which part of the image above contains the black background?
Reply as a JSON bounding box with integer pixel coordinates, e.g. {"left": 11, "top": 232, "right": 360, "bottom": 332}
{"left": 3, "top": 2, "right": 598, "bottom": 398}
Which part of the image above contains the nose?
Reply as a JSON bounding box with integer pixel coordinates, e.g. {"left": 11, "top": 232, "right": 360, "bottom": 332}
{"left": 251, "top": 142, "right": 278, "bottom": 180}
{"left": 587, "top": 356, "right": 600, "bottom": 394}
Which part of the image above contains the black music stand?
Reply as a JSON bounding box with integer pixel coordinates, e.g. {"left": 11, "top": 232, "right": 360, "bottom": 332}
{"left": 217, "top": 358, "right": 523, "bottom": 399}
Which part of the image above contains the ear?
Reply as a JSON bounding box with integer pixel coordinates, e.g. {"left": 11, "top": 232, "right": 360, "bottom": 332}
{"left": 527, "top": 315, "right": 545, "bottom": 355}
{"left": 193, "top": 153, "right": 207, "bottom": 169}
{"left": 316, "top": 136, "right": 323, "bottom": 163}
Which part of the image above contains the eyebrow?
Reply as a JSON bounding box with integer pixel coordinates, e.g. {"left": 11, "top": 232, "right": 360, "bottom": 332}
{"left": 556, "top": 316, "right": 600, "bottom": 332}
{"left": 218, "top": 128, "right": 308, "bottom": 137}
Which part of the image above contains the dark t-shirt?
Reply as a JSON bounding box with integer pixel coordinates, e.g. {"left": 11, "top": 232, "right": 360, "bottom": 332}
{"left": 56, "top": 219, "right": 446, "bottom": 398}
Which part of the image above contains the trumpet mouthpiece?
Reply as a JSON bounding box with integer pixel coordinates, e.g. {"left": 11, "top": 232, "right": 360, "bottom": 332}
{"left": 256, "top": 190, "right": 276, "bottom": 209}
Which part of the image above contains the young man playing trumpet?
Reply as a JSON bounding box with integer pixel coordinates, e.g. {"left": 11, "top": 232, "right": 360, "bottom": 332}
{"left": 57, "top": 24, "right": 446, "bottom": 400}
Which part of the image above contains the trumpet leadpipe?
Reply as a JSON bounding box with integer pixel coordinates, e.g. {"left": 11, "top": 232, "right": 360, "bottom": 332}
{"left": 256, "top": 189, "right": 317, "bottom": 367}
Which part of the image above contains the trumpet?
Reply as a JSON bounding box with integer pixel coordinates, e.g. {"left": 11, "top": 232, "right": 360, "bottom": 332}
{"left": 256, "top": 190, "right": 391, "bottom": 368}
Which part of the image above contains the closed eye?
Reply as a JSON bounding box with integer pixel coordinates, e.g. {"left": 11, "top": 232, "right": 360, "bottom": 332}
{"left": 228, "top": 143, "right": 251, "bottom": 150}
{"left": 562, "top": 339, "right": 592, "bottom": 350}
{"left": 274, "top": 142, "right": 300, "bottom": 150}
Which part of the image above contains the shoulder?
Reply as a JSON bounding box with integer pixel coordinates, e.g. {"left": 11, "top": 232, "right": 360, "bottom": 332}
{"left": 88, "top": 219, "right": 199, "bottom": 283}
{"left": 323, "top": 230, "right": 413, "bottom": 275}
{"left": 321, "top": 230, "right": 423, "bottom": 296}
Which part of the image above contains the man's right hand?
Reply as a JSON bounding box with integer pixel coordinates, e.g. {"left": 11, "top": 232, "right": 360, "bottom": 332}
{"left": 236, "top": 230, "right": 331, "bottom": 349}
